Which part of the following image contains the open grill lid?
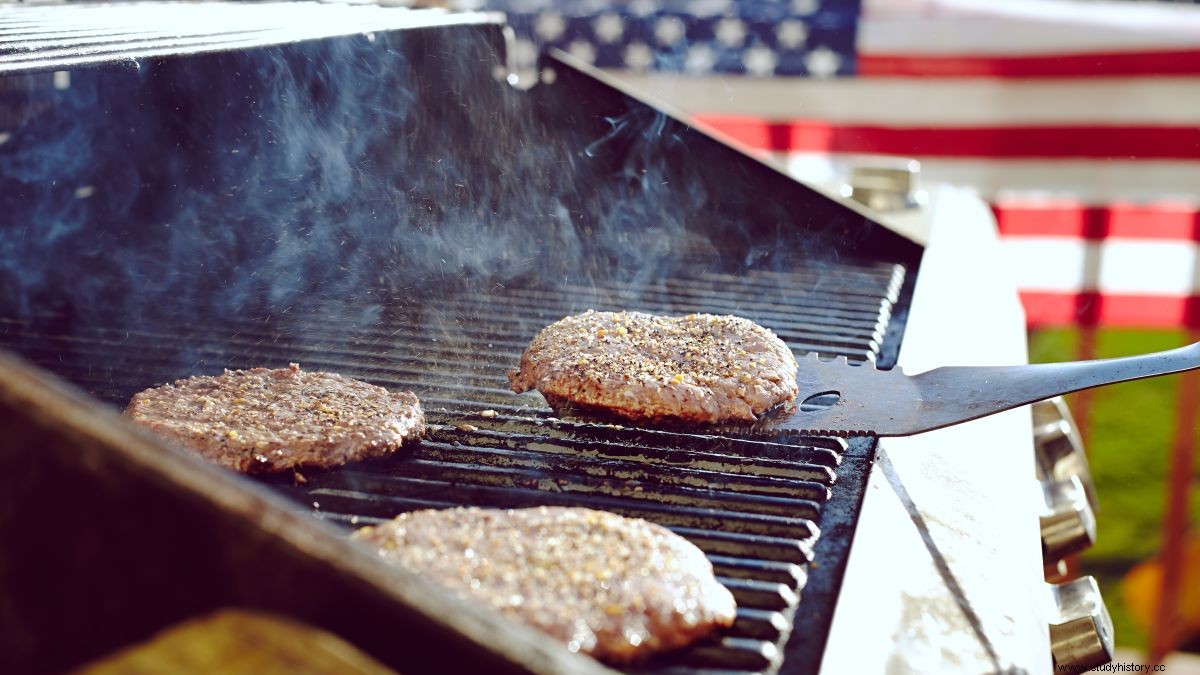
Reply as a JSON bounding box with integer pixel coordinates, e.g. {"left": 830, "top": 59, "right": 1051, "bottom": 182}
{"left": 0, "top": 4, "right": 923, "bottom": 674}
{"left": 0, "top": 2, "right": 503, "bottom": 74}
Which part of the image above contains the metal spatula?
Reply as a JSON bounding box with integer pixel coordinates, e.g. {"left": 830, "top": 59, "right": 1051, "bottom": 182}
{"left": 751, "top": 343, "right": 1200, "bottom": 437}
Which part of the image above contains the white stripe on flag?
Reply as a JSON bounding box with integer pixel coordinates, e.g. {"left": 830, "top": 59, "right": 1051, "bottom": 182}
{"left": 999, "top": 237, "right": 1092, "bottom": 293}
{"left": 861, "top": 0, "right": 1200, "bottom": 55}
{"left": 1099, "top": 239, "right": 1199, "bottom": 295}
{"left": 779, "top": 154, "right": 1200, "bottom": 204}
{"left": 604, "top": 73, "right": 1200, "bottom": 126}
{"left": 1000, "top": 238, "right": 1200, "bottom": 295}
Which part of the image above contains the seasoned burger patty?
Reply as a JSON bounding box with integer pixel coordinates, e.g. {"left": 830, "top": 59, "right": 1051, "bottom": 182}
{"left": 509, "top": 310, "right": 798, "bottom": 424}
{"left": 353, "top": 506, "right": 736, "bottom": 664}
{"left": 125, "top": 363, "right": 424, "bottom": 473}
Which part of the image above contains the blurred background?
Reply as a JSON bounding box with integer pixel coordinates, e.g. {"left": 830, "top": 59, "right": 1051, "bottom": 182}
{"left": 456, "top": 0, "right": 1200, "bottom": 667}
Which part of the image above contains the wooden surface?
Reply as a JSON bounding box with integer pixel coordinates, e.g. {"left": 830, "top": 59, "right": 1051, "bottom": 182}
{"left": 77, "top": 609, "right": 397, "bottom": 675}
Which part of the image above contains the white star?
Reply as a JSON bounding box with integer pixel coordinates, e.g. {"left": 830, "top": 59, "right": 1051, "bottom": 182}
{"left": 791, "top": 0, "right": 820, "bottom": 15}
{"left": 654, "top": 16, "right": 686, "bottom": 46}
{"left": 685, "top": 44, "right": 716, "bottom": 73}
{"left": 692, "top": 0, "right": 733, "bottom": 17}
{"left": 776, "top": 19, "right": 808, "bottom": 50}
{"left": 743, "top": 45, "right": 778, "bottom": 77}
{"left": 624, "top": 42, "right": 654, "bottom": 71}
{"left": 627, "top": 0, "right": 659, "bottom": 17}
{"left": 534, "top": 12, "right": 565, "bottom": 41}
{"left": 567, "top": 39, "right": 596, "bottom": 64}
{"left": 714, "top": 17, "right": 745, "bottom": 48}
{"left": 804, "top": 46, "right": 842, "bottom": 77}
{"left": 511, "top": 38, "right": 539, "bottom": 70}
{"left": 508, "top": 0, "right": 550, "bottom": 11}
{"left": 593, "top": 13, "right": 624, "bottom": 44}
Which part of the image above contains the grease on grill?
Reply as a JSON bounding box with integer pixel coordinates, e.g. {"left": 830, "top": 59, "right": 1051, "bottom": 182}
{"left": 352, "top": 506, "right": 736, "bottom": 664}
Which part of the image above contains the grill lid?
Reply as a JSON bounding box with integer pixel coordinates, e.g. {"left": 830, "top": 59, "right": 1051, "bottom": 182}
{"left": 0, "top": 2, "right": 500, "bottom": 73}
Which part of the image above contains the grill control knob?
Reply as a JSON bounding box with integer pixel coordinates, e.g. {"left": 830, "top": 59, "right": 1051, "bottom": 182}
{"left": 1048, "top": 576, "right": 1114, "bottom": 671}
{"left": 842, "top": 158, "right": 924, "bottom": 213}
{"left": 1040, "top": 475, "right": 1096, "bottom": 563}
{"left": 1032, "top": 397, "right": 1098, "bottom": 512}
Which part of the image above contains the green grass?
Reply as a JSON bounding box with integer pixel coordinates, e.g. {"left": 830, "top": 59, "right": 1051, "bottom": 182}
{"left": 1029, "top": 328, "right": 1200, "bottom": 652}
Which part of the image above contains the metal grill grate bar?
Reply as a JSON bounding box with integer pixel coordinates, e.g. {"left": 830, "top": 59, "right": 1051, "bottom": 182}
{"left": 323, "top": 453, "right": 826, "bottom": 522}
{"left": 417, "top": 429, "right": 840, "bottom": 482}
{"left": 407, "top": 442, "right": 833, "bottom": 499}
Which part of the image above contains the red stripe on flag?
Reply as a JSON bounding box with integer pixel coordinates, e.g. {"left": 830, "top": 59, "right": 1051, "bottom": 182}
{"left": 858, "top": 49, "right": 1200, "bottom": 78}
{"left": 1022, "top": 291, "right": 1200, "bottom": 328}
{"left": 691, "top": 116, "right": 1200, "bottom": 159}
{"left": 994, "top": 202, "right": 1200, "bottom": 240}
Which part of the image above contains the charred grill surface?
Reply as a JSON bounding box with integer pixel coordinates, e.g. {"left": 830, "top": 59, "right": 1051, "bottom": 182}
{"left": 0, "top": 260, "right": 905, "bottom": 674}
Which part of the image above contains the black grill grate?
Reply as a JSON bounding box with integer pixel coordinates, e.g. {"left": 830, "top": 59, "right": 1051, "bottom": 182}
{"left": 0, "top": 260, "right": 905, "bottom": 674}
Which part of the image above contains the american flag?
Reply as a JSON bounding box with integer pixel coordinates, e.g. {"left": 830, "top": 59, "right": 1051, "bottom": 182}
{"left": 472, "top": 0, "right": 1200, "bottom": 330}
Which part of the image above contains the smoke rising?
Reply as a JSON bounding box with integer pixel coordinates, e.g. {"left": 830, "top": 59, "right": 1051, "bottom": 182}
{"left": 0, "top": 21, "right": 890, "bottom": 399}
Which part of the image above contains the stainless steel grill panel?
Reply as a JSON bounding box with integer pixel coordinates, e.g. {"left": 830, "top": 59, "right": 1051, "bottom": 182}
{"left": 0, "top": 2, "right": 497, "bottom": 73}
{"left": 0, "top": 261, "right": 904, "bottom": 674}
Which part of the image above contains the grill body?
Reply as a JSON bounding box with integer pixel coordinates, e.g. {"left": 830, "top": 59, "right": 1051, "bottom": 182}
{"left": 0, "top": 5, "right": 923, "bottom": 674}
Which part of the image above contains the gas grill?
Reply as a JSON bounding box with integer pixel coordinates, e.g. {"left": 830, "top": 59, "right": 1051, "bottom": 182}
{"left": 0, "top": 3, "right": 1106, "bottom": 675}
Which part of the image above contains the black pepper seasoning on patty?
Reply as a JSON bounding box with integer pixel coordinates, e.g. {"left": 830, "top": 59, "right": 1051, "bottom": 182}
{"left": 509, "top": 310, "right": 798, "bottom": 424}
{"left": 126, "top": 363, "right": 424, "bottom": 473}
{"left": 353, "top": 506, "right": 736, "bottom": 664}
